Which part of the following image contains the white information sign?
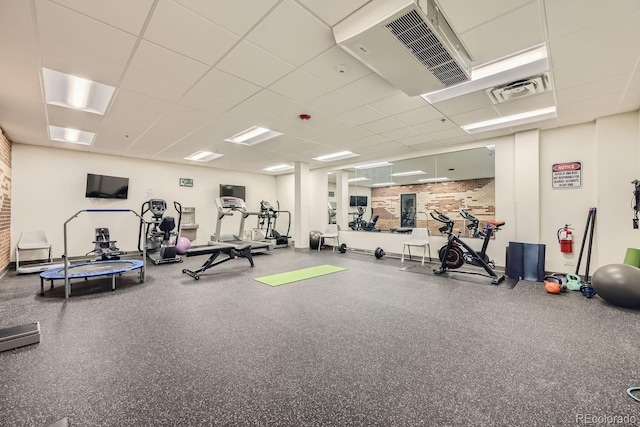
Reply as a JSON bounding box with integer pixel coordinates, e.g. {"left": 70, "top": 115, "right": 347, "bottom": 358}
{"left": 552, "top": 162, "right": 582, "bottom": 189}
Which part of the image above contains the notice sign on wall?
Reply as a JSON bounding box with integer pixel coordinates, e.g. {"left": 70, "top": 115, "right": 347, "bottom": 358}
{"left": 552, "top": 162, "right": 582, "bottom": 189}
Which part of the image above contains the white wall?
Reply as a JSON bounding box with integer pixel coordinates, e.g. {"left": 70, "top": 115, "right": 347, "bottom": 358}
{"left": 539, "top": 122, "right": 598, "bottom": 273}
{"left": 12, "top": 145, "right": 276, "bottom": 259}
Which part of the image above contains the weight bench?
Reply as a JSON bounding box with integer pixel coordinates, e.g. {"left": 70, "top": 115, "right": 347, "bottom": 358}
{"left": 182, "top": 243, "right": 254, "bottom": 280}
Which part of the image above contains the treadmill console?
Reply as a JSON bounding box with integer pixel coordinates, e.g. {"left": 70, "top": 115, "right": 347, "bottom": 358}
{"left": 218, "top": 196, "right": 246, "bottom": 211}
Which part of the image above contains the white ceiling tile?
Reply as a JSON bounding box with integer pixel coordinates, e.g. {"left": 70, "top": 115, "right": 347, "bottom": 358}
{"left": 46, "top": 104, "right": 104, "bottom": 132}
{"left": 431, "top": 91, "right": 495, "bottom": 116}
{"left": 194, "top": 68, "right": 261, "bottom": 103}
{"left": 556, "top": 73, "right": 629, "bottom": 105}
{"left": 179, "top": 90, "right": 236, "bottom": 115}
{"left": 0, "top": 0, "right": 34, "bottom": 35}
{"left": 493, "top": 92, "right": 556, "bottom": 116}
{"left": 448, "top": 108, "right": 500, "bottom": 127}
{"left": 553, "top": 51, "right": 639, "bottom": 91}
{"left": 380, "top": 126, "right": 420, "bottom": 141}
{"left": 557, "top": 92, "right": 624, "bottom": 123}
{"left": 269, "top": 69, "right": 335, "bottom": 103}
{"left": 50, "top": 0, "right": 154, "bottom": 35}
{"left": 398, "top": 135, "right": 435, "bottom": 146}
{"left": 129, "top": 41, "right": 210, "bottom": 86}
{"left": 369, "top": 92, "right": 428, "bottom": 117}
{"left": 99, "top": 89, "right": 172, "bottom": 134}
{"left": 439, "top": 0, "right": 534, "bottom": 34}
{"left": 126, "top": 106, "right": 212, "bottom": 154}
{"left": 172, "top": 0, "right": 280, "bottom": 36}
{"left": 243, "top": 90, "right": 305, "bottom": 117}
{"left": 120, "top": 68, "right": 190, "bottom": 102}
{"left": 629, "top": 68, "right": 640, "bottom": 90}
{"left": 617, "top": 88, "right": 640, "bottom": 113}
{"left": 301, "top": 46, "right": 372, "bottom": 88}
{"left": 0, "top": 97, "right": 47, "bottom": 141}
{"left": 427, "top": 127, "right": 469, "bottom": 142}
{"left": 39, "top": 40, "right": 125, "bottom": 86}
{"left": 0, "top": 28, "right": 38, "bottom": 64}
{"left": 360, "top": 117, "right": 405, "bottom": 134}
{"left": 393, "top": 106, "right": 444, "bottom": 126}
{"left": 549, "top": 10, "right": 640, "bottom": 69}
{"left": 36, "top": 0, "right": 137, "bottom": 65}
{"left": 459, "top": 2, "right": 544, "bottom": 64}
{"left": 144, "top": 0, "right": 239, "bottom": 65}
{"left": 401, "top": 141, "right": 440, "bottom": 152}
{"left": 544, "top": 0, "right": 640, "bottom": 40}
{"left": 351, "top": 134, "right": 391, "bottom": 148}
{"left": 216, "top": 41, "right": 295, "bottom": 88}
{"left": 298, "top": 0, "right": 369, "bottom": 26}
{"left": 340, "top": 73, "right": 401, "bottom": 103}
{"left": 0, "top": 58, "right": 42, "bottom": 102}
{"left": 413, "top": 118, "right": 458, "bottom": 134}
{"left": 247, "top": 0, "right": 335, "bottom": 67}
{"left": 307, "top": 90, "right": 363, "bottom": 115}
{"left": 339, "top": 105, "right": 387, "bottom": 126}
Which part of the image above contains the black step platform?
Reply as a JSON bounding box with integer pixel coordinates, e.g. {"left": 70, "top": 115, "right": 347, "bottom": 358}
{"left": 0, "top": 322, "right": 41, "bottom": 353}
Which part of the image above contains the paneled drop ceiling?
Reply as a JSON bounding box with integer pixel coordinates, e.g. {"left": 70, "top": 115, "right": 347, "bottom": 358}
{"left": 0, "top": 0, "right": 638, "bottom": 174}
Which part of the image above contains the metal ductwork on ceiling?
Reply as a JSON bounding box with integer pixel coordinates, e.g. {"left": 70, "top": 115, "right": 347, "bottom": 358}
{"left": 333, "top": 0, "right": 472, "bottom": 97}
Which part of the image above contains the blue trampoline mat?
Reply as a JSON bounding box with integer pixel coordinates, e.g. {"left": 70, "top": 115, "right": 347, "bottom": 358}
{"left": 40, "top": 260, "right": 144, "bottom": 280}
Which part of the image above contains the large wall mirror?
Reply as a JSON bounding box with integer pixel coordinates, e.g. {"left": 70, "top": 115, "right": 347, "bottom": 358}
{"left": 328, "top": 147, "right": 495, "bottom": 236}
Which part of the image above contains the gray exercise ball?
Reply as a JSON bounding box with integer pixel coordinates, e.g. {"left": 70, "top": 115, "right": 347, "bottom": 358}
{"left": 309, "top": 230, "right": 322, "bottom": 250}
{"left": 591, "top": 263, "right": 640, "bottom": 309}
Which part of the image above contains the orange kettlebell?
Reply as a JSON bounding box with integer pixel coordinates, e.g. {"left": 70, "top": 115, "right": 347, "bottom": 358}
{"left": 544, "top": 275, "right": 564, "bottom": 294}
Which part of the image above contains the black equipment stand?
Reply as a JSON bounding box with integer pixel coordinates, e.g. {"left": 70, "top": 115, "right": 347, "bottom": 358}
{"left": 182, "top": 243, "right": 254, "bottom": 280}
{"left": 575, "top": 207, "right": 597, "bottom": 281}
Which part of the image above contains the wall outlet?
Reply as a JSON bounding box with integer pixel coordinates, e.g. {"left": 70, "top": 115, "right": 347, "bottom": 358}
{"left": 564, "top": 260, "right": 575, "bottom": 266}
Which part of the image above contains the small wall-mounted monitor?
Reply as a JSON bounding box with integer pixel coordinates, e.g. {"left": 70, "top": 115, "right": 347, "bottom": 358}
{"left": 85, "top": 173, "right": 129, "bottom": 199}
{"left": 350, "top": 195, "right": 368, "bottom": 207}
{"left": 219, "top": 184, "right": 246, "bottom": 201}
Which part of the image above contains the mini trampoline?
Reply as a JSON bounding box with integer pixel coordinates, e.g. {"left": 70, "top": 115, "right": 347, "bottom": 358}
{"left": 40, "top": 260, "right": 144, "bottom": 296}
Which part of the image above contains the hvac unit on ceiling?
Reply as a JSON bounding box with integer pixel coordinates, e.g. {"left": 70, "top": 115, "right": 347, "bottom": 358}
{"left": 486, "top": 73, "right": 552, "bottom": 104}
{"left": 332, "top": 0, "right": 472, "bottom": 97}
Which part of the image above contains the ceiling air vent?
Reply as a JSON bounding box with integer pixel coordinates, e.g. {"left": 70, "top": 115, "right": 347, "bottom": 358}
{"left": 333, "top": 0, "right": 472, "bottom": 96}
{"left": 487, "top": 74, "right": 552, "bottom": 104}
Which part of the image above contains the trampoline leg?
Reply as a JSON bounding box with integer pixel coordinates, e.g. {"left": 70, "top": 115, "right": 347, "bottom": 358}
{"left": 112, "top": 274, "right": 116, "bottom": 291}
{"left": 40, "top": 277, "right": 44, "bottom": 296}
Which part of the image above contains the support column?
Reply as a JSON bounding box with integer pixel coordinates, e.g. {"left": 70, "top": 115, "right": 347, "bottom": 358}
{"left": 294, "top": 161, "right": 310, "bottom": 249}
{"left": 513, "top": 129, "right": 540, "bottom": 243}
{"left": 335, "top": 170, "right": 349, "bottom": 230}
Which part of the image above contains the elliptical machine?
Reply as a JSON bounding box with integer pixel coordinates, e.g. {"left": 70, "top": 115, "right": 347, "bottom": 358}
{"left": 138, "top": 199, "right": 183, "bottom": 265}
{"left": 430, "top": 210, "right": 505, "bottom": 284}
{"left": 256, "top": 200, "right": 291, "bottom": 248}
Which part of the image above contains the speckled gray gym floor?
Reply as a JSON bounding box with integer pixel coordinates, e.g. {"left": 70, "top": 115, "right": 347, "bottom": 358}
{"left": 1, "top": 247, "right": 639, "bottom": 427}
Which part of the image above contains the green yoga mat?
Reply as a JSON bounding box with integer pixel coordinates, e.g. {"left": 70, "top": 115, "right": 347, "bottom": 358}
{"left": 255, "top": 265, "right": 347, "bottom": 287}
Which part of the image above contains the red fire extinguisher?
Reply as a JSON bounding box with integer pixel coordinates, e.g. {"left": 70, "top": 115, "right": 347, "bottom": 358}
{"left": 557, "top": 225, "right": 573, "bottom": 253}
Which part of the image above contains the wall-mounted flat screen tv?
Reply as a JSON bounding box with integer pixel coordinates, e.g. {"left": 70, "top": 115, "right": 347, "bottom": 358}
{"left": 85, "top": 173, "right": 129, "bottom": 199}
{"left": 350, "top": 195, "right": 368, "bottom": 207}
{"left": 219, "top": 184, "right": 246, "bottom": 201}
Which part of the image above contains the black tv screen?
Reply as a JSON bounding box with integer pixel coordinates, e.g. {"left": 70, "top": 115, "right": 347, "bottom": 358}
{"left": 85, "top": 173, "right": 129, "bottom": 199}
{"left": 350, "top": 195, "right": 368, "bottom": 207}
{"left": 220, "top": 184, "right": 246, "bottom": 201}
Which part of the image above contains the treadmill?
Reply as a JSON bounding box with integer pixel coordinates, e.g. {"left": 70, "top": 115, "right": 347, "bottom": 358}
{"left": 208, "top": 197, "right": 275, "bottom": 254}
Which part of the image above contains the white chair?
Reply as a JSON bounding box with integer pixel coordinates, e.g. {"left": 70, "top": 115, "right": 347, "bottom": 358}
{"left": 318, "top": 224, "right": 339, "bottom": 252}
{"left": 16, "top": 230, "right": 52, "bottom": 271}
{"left": 401, "top": 228, "right": 430, "bottom": 265}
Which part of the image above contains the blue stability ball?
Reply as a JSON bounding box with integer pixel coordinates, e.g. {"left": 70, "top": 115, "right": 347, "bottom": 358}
{"left": 591, "top": 263, "right": 640, "bottom": 309}
{"left": 309, "top": 230, "right": 322, "bottom": 250}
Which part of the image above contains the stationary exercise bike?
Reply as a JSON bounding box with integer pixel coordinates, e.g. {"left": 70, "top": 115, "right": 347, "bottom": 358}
{"left": 138, "top": 199, "right": 183, "bottom": 265}
{"left": 430, "top": 210, "right": 506, "bottom": 284}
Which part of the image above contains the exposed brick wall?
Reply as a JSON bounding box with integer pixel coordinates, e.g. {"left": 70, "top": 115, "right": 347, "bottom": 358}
{"left": 371, "top": 178, "right": 495, "bottom": 236}
{"left": 0, "top": 129, "right": 11, "bottom": 272}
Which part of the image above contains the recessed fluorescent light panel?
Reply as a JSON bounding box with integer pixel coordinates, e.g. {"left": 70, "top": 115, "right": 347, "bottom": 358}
{"left": 355, "top": 162, "right": 393, "bottom": 169}
{"left": 313, "top": 151, "right": 359, "bottom": 162}
{"left": 225, "top": 126, "right": 282, "bottom": 146}
{"left": 42, "top": 68, "right": 116, "bottom": 115}
{"left": 418, "top": 177, "right": 449, "bottom": 183}
{"left": 48, "top": 125, "right": 95, "bottom": 145}
{"left": 371, "top": 182, "right": 398, "bottom": 187}
{"left": 262, "top": 164, "right": 294, "bottom": 172}
{"left": 461, "top": 106, "right": 557, "bottom": 134}
{"left": 184, "top": 150, "right": 223, "bottom": 162}
{"left": 421, "top": 44, "right": 549, "bottom": 104}
{"left": 390, "top": 170, "right": 427, "bottom": 177}
{"left": 348, "top": 177, "right": 370, "bottom": 182}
